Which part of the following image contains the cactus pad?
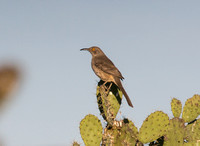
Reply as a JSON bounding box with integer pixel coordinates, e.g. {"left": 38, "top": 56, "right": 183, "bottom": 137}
{"left": 138, "top": 111, "right": 169, "bottom": 144}
{"left": 184, "top": 119, "right": 200, "bottom": 144}
{"left": 164, "top": 118, "right": 185, "bottom": 146}
{"left": 182, "top": 94, "right": 200, "bottom": 123}
{"left": 171, "top": 98, "right": 182, "bottom": 118}
{"left": 97, "top": 80, "right": 122, "bottom": 125}
{"left": 118, "top": 119, "right": 138, "bottom": 145}
{"left": 80, "top": 114, "right": 103, "bottom": 146}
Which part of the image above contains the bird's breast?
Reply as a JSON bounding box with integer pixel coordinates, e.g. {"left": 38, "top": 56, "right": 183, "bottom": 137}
{"left": 91, "top": 62, "right": 114, "bottom": 82}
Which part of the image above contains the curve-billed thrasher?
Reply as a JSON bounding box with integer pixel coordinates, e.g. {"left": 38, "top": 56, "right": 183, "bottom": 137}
{"left": 80, "top": 46, "right": 133, "bottom": 108}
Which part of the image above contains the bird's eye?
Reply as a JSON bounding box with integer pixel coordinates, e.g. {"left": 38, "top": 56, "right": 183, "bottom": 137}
{"left": 92, "top": 48, "right": 95, "bottom": 51}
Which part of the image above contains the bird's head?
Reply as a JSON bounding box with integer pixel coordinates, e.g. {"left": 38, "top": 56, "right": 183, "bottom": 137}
{"left": 80, "top": 46, "right": 104, "bottom": 57}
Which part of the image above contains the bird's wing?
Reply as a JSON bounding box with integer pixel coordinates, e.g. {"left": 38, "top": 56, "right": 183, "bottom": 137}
{"left": 94, "top": 56, "right": 124, "bottom": 79}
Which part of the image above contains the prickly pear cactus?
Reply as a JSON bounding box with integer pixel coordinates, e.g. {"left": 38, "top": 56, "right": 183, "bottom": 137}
{"left": 77, "top": 78, "right": 200, "bottom": 146}
{"left": 184, "top": 119, "right": 200, "bottom": 145}
{"left": 182, "top": 94, "right": 200, "bottom": 123}
{"left": 97, "top": 80, "right": 122, "bottom": 126}
{"left": 102, "top": 119, "right": 138, "bottom": 146}
{"left": 79, "top": 114, "right": 103, "bottom": 146}
{"left": 164, "top": 118, "right": 185, "bottom": 146}
{"left": 138, "top": 111, "right": 169, "bottom": 144}
{"left": 171, "top": 98, "right": 182, "bottom": 118}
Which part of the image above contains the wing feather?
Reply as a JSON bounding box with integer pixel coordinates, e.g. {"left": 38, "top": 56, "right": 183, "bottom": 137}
{"left": 94, "top": 56, "right": 124, "bottom": 79}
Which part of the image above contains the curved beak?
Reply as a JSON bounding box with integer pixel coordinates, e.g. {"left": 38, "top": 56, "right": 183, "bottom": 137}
{"left": 80, "top": 48, "right": 89, "bottom": 51}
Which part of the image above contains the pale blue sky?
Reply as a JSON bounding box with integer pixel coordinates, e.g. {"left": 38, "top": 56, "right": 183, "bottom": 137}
{"left": 0, "top": 1, "right": 200, "bottom": 145}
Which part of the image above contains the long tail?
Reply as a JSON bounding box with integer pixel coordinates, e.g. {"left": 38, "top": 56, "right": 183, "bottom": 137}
{"left": 114, "top": 77, "right": 133, "bottom": 108}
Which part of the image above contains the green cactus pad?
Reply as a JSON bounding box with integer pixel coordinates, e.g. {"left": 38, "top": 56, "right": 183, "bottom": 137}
{"left": 171, "top": 98, "right": 182, "bottom": 118}
{"left": 182, "top": 94, "right": 200, "bottom": 123}
{"left": 183, "top": 142, "right": 200, "bottom": 146}
{"left": 97, "top": 80, "right": 122, "bottom": 126}
{"left": 124, "top": 118, "right": 138, "bottom": 138}
{"left": 80, "top": 114, "right": 103, "bottom": 146}
{"left": 102, "top": 119, "right": 138, "bottom": 146}
{"left": 138, "top": 111, "right": 169, "bottom": 144}
{"left": 117, "top": 119, "right": 138, "bottom": 145}
{"left": 164, "top": 118, "right": 185, "bottom": 146}
{"left": 184, "top": 119, "right": 200, "bottom": 144}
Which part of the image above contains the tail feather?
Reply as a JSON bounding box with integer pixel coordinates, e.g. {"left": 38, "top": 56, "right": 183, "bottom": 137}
{"left": 114, "top": 77, "right": 133, "bottom": 108}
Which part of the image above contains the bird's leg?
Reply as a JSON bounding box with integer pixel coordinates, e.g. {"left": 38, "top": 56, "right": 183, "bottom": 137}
{"left": 102, "top": 81, "right": 112, "bottom": 95}
{"left": 102, "top": 81, "right": 108, "bottom": 89}
{"left": 107, "top": 82, "right": 113, "bottom": 92}
{"left": 100, "top": 81, "right": 108, "bottom": 96}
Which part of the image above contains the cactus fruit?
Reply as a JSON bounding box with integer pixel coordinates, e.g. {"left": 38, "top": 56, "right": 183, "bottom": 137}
{"left": 184, "top": 119, "right": 200, "bottom": 145}
{"left": 102, "top": 119, "right": 138, "bottom": 146}
{"left": 182, "top": 94, "right": 200, "bottom": 123}
{"left": 171, "top": 98, "right": 182, "bottom": 118}
{"left": 97, "top": 80, "right": 122, "bottom": 126}
{"left": 164, "top": 118, "right": 185, "bottom": 146}
{"left": 138, "top": 111, "right": 169, "bottom": 144}
{"left": 79, "top": 114, "right": 103, "bottom": 146}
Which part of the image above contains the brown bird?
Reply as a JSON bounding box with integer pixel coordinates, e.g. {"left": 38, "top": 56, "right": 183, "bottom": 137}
{"left": 80, "top": 46, "right": 133, "bottom": 108}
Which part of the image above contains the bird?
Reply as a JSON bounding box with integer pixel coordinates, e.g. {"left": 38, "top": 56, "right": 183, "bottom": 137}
{"left": 80, "top": 46, "right": 133, "bottom": 108}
